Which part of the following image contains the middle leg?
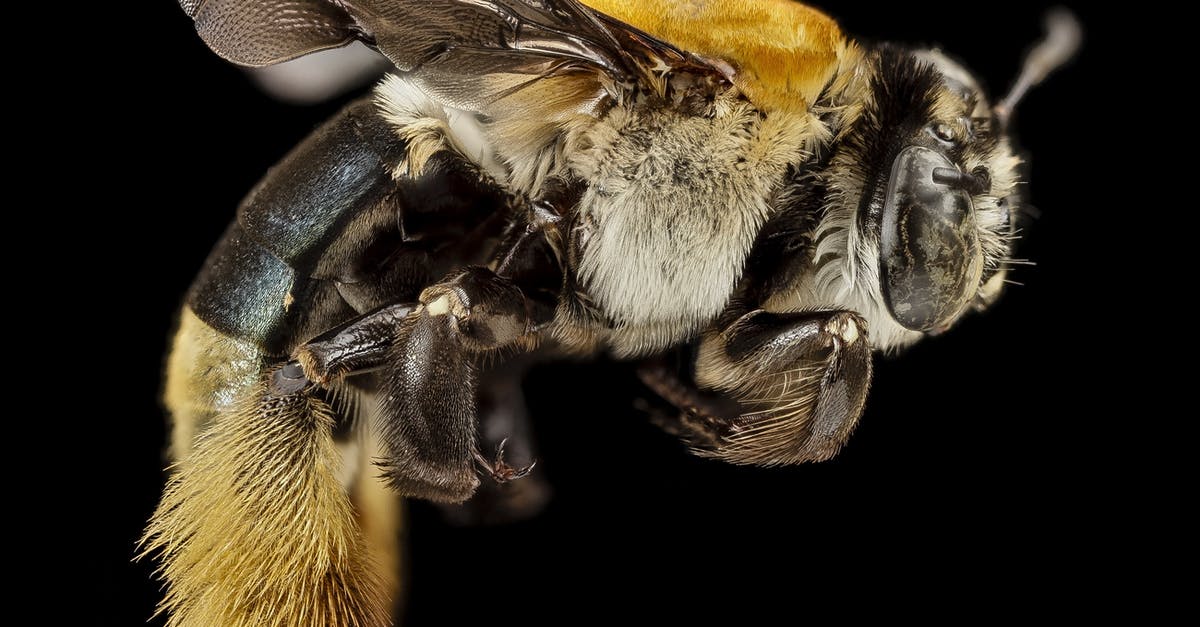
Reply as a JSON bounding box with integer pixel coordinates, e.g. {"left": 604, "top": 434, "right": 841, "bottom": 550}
{"left": 293, "top": 198, "right": 564, "bottom": 503}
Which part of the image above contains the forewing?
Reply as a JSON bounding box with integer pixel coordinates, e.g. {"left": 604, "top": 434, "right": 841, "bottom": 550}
{"left": 180, "top": 0, "right": 729, "bottom": 111}
{"left": 181, "top": 0, "right": 359, "bottom": 66}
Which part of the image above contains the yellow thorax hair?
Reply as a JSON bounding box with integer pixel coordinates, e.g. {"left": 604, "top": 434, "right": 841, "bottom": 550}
{"left": 583, "top": 0, "right": 846, "bottom": 112}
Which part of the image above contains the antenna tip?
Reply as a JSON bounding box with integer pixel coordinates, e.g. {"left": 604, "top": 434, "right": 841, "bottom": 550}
{"left": 1044, "top": 8, "right": 1083, "bottom": 63}
{"left": 995, "top": 7, "right": 1083, "bottom": 125}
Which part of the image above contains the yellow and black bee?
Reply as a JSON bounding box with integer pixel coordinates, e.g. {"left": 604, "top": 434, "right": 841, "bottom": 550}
{"left": 143, "top": 1, "right": 1078, "bottom": 624}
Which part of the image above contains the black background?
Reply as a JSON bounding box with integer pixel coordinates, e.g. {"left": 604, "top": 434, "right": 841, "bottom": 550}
{"left": 82, "top": 1, "right": 1124, "bottom": 624}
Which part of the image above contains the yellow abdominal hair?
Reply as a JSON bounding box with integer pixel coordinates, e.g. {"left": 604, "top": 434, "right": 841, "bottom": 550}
{"left": 141, "top": 375, "right": 389, "bottom": 627}
{"left": 582, "top": 0, "right": 845, "bottom": 112}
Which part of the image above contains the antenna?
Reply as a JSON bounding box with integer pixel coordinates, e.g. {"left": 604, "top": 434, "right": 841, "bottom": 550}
{"left": 994, "top": 9, "right": 1082, "bottom": 126}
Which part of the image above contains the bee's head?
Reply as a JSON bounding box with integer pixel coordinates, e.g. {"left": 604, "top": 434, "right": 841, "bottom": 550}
{"left": 806, "top": 11, "right": 1078, "bottom": 350}
{"left": 871, "top": 47, "right": 1021, "bottom": 334}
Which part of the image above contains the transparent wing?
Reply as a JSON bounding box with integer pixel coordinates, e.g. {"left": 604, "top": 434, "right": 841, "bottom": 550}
{"left": 181, "top": 0, "right": 728, "bottom": 111}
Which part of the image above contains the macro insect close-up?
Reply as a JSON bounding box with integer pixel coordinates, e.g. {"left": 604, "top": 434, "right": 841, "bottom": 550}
{"left": 123, "top": 1, "right": 1084, "bottom": 624}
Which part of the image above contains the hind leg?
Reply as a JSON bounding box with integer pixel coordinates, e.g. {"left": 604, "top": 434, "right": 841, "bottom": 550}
{"left": 146, "top": 309, "right": 392, "bottom": 626}
{"left": 162, "top": 310, "right": 265, "bottom": 462}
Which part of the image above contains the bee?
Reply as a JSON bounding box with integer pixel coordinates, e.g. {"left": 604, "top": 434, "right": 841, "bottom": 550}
{"left": 143, "top": 1, "right": 1079, "bottom": 624}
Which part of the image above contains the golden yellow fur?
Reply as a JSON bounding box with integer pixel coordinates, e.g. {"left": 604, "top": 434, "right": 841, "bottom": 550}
{"left": 582, "top": 0, "right": 845, "bottom": 112}
{"left": 352, "top": 426, "right": 404, "bottom": 608}
{"left": 163, "top": 309, "right": 265, "bottom": 460}
{"left": 143, "top": 372, "right": 389, "bottom": 626}
{"left": 149, "top": 311, "right": 399, "bottom": 626}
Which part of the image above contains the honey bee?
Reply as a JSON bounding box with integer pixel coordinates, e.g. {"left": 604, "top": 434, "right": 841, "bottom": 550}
{"left": 144, "top": 1, "right": 1079, "bottom": 624}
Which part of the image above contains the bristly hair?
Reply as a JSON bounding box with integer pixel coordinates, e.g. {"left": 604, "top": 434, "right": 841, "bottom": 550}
{"left": 696, "top": 357, "right": 828, "bottom": 466}
{"left": 140, "top": 373, "right": 389, "bottom": 627}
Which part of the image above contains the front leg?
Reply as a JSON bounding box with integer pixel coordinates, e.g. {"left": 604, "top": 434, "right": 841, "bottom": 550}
{"left": 640, "top": 310, "right": 872, "bottom": 464}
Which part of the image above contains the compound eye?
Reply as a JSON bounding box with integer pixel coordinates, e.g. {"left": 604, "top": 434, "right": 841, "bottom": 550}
{"left": 879, "top": 146, "right": 984, "bottom": 332}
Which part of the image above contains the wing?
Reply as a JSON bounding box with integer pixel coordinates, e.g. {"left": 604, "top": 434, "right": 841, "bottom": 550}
{"left": 180, "top": 0, "right": 730, "bottom": 112}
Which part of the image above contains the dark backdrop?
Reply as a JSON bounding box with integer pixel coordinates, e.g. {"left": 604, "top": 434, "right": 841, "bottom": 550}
{"left": 86, "top": 1, "right": 1121, "bottom": 623}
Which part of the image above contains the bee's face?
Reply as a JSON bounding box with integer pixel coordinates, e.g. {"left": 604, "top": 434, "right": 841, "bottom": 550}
{"left": 805, "top": 47, "right": 1022, "bottom": 350}
{"left": 907, "top": 50, "right": 1022, "bottom": 326}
